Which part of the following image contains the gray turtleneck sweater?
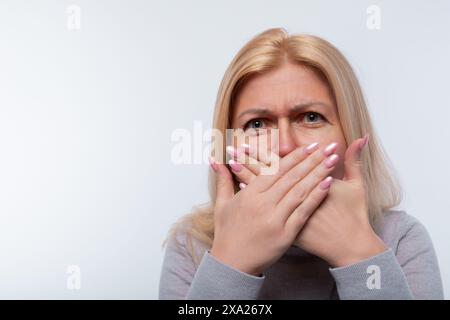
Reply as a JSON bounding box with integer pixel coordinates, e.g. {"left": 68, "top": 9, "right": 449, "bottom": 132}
{"left": 158, "top": 210, "right": 444, "bottom": 299}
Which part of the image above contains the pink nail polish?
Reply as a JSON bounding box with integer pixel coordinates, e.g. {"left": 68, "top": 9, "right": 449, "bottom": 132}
{"left": 239, "top": 182, "right": 247, "bottom": 189}
{"left": 303, "top": 142, "right": 319, "bottom": 154}
{"left": 323, "top": 142, "right": 338, "bottom": 156}
{"left": 209, "top": 157, "right": 218, "bottom": 172}
{"left": 324, "top": 154, "right": 339, "bottom": 168}
{"left": 320, "top": 176, "right": 333, "bottom": 190}
{"left": 228, "top": 159, "right": 243, "bottom": 172}
{"left": 359, "top": 134, "right": 369, "bottom": 150}
{"left": 226, "top": 145, "right": 240, "bottom": 158}
{"left": 240, "top": 144, "right": 252, "bottom": 156}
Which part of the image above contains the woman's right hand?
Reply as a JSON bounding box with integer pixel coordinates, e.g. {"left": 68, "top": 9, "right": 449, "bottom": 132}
{"left": 208, "top": 142, "right": 339, "bottom": 276}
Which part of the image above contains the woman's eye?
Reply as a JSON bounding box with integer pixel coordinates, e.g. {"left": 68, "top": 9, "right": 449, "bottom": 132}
{"left": 244, "top": 119, "right": 266, "bottom": 130}
{"left": 302, "top": 112, "right": 324, "bottom": 123}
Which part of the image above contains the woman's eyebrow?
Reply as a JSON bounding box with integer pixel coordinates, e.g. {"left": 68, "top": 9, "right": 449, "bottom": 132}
{"left": 237, "top": 108, "right": 272, "bottom": 119}
{"left": 237, "top": 101, "right": 330, "bottom": 119}
{"left": 290, "top": 102, "right": 330, "bottom": 113}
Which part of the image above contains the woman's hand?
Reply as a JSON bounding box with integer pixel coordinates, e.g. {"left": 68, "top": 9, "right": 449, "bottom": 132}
{"left": 294, "top": 136, "right": 386, "bottom": 267}
{"left": 231, "top": 135, "right": 387, "bottom": 268}
{"left": 209, "top": 142, "right": 339, "bottom": 276}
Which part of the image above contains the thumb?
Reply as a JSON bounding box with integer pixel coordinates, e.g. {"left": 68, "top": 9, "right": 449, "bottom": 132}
{"left": 343, "top": 134, "right": 369, "bottom": 182}
{"left": 209, "top": 156, "right": 234, "bottom": 206}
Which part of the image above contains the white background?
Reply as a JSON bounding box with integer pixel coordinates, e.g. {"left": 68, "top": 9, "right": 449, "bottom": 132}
{"left": 0, "top": 0, "right": 448, "bottom": 299}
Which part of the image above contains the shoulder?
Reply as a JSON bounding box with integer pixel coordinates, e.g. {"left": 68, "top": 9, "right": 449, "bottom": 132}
{"left": 375, "top": 209, "right": 433, "bottom": 253}
{"left": 163, "top": 223, "right": 211, "bottom": 268}
{"left": 159, "top": 224, "right": 210, "bottom": 299}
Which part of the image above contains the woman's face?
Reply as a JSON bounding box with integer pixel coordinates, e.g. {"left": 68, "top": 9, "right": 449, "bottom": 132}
{"left": 230, "top": 61, "right": 347, "bottom": 179}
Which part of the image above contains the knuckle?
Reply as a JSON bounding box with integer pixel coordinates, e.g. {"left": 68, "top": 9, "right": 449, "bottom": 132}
{"left": 294, "top": 185, "right": 308, "bottom": 202}
{"left": 264, "top": 216, "right": 281, "bottom": 233}
{"left": 293, "top": 207, "right": 309, "bottom": 226}
{"left": 284, "top": 172, "right": 302, "bottom": 190}
{"left": 296, "top": 210, "right": 308, "bottom": 226}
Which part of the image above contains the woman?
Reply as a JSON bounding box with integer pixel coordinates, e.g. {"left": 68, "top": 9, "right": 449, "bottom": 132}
{"left": 159, "top": 28, "right": 443, "bottom": 299}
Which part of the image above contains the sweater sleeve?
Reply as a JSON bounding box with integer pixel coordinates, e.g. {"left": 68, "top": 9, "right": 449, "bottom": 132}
{"left": 328, "top": 214, "right": 444, "bottom": 300}
{"left": 186, "top": 250, "right": 265, "bottom": 299}
{"left": 158, "top": 231, "right": 265, "bottom": 300}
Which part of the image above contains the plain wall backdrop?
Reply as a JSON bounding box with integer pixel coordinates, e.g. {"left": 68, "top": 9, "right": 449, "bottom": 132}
{"left": 0, "top": 0, "right": 448, "bottom": 299}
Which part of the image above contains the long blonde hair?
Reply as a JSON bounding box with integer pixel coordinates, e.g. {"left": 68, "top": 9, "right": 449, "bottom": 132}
{"left": 163, "top": 28, "right": 402, "bottom": 266}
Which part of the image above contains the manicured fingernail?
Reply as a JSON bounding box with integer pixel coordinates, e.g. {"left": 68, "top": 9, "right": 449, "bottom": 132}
{"left": 320, "top": 176, "right": 333, "bottom": 190}
{"left": 240, "top": 144, "right": 252, "bottom": 155}
{"left": 228, "top": 159, "right": 243, "bottom": 172}
{"left": 323, "top": 142, "right": 338, "bottom": 156}
{"left": 239, "top": 182, "right": 247, "bottom": 189}
{"left": 303, "top": 142, "right": 319, "bottom": 154}
{"left": 359, "top": 134, "right": 369, "bottom": 150}
{"left": 209, "top": 156, "right": 218, "bottom": 172}
{"left": 226, "top": 145, "right": 240, "bottom": 158}
{"left": 324, "top": 154, "right": 339, "bottom": 168}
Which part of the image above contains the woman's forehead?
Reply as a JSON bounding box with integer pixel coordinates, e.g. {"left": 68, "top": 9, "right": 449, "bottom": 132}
{"left": 233, "top": 64, "right": 335, "bottom": 117}
{"left": 244, "top": 62, "right": 322, "bottom": 88}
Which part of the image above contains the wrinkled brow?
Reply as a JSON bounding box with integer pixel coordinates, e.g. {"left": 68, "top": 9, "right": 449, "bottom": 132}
{"left": 237, "top": 102, "right": 330, "bottom": 120}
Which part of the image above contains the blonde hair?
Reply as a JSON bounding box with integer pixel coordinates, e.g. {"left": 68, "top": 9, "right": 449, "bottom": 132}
{"left": 163, "top": 28, "right": 402, "bottom": 266}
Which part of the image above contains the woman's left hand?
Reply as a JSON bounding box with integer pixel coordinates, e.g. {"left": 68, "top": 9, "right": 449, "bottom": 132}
{"left": 227, "top": 135, "right": 387, "bottom": 268}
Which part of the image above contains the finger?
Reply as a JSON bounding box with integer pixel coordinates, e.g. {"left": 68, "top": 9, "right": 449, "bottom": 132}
{"left": 284, "top": 176, "right": 333, "bottom": 238}
{"left": 267, "top": 143, "right": 338, "bottom": 203}
{"left": 242, "top": 143, "right": 279, "bottom": 167}
{"left": 343, "top": 134, "right": 369, "bottom": 182}
{"left": 251, "top": 141, "right": 323, "bottom": 192}
{"left": 228, "top": 159, "right": 257, "bottom": 185}
{"left": 277, "top": 153, "right": 339, "bottom": 218}
{"left": 226, "top": 145, "right": 265, "bottom": 175}
{"left": 209, "top": 156, "right": 234, "bottom": 208}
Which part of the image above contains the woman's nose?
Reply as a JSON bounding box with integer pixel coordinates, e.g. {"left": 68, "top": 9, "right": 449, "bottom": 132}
{"left": 276, "top": 122, "right": 298, "bottom": 158}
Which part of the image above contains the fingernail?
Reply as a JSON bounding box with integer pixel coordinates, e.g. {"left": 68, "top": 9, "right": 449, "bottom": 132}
{"left": 303, "top": 142, "right": 319, "bottom": 154}
{"left": 359, "top": 134, "right": 369, "bottom": 150}
{"left": 228, "top": 159, "right": 243, "bottom": 172}
{"left": 240, "top": 143, "right": 252, "bottom": 155}
{"left": 209, "top": 156, "right": 218, "bottom": 172}
{"left": 226, "top": 145, "right": 240, "bottom": 158}
{"left": 320, "top": 176, "right": 333, "bottom": 190}
{"left": 323, "top": 142, "right": 338, "bottom": 156}
{"left": 324, "top": 154, "right": 339, "bottom": 168}
{"left": 239, "top": 182, "right": 247, "bottom": 189}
